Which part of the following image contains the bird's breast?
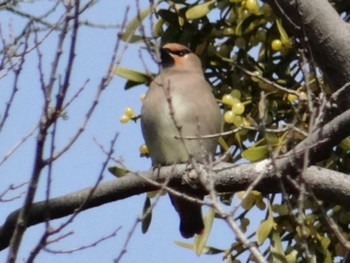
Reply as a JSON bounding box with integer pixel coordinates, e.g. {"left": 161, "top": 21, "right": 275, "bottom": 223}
{"left": 141, "top": 73, "right": 221, "bottom": 165}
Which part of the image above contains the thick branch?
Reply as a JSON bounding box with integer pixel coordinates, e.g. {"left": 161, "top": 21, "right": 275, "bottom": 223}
{"left": 279, "top": 108, "right": 350, "bottom": 174}
{"left": 1, "top": 107, "right": 350, "bottom": 251}
{"left": 0, "top": 163, "right": 350, "bottom": 251}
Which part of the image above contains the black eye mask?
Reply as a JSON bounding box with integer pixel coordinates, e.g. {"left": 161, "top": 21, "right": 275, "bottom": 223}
{"left": 160, "top": 47, "right": 191, "bottom": 67}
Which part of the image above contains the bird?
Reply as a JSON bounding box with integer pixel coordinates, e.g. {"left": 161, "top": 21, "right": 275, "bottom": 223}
{"left": 140, "top": 43, "right": 222, "bottom": 238}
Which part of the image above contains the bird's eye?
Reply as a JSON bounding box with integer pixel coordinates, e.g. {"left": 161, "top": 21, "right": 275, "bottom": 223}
{"left": 171, "top": 49, "right": 190, "bottom": 56}
{"left": 177, "top": 50, "right": 190, "bottom": 56}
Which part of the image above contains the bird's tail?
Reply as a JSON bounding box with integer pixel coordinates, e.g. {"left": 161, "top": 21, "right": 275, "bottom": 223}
{"left": 169, "top": 193, "right": 204, "bottom": 238}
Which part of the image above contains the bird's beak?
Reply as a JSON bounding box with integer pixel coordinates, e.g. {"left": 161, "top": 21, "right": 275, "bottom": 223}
{"left": 160, "top": 47, "right": 174, "bottom": 68}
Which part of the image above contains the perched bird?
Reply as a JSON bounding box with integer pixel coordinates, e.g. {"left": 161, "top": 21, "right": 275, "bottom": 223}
{"left": 141, "top": 43, "right": 222, "bottom": 238}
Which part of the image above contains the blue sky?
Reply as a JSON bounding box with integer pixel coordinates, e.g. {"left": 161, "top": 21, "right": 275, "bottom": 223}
{"left": 0, "top": 1, "right": 238, "bottom": 262}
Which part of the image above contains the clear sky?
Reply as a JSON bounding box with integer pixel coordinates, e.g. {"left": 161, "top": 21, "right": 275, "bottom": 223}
{"left": 0, "top": 1, "right": 236, "bottom": 262}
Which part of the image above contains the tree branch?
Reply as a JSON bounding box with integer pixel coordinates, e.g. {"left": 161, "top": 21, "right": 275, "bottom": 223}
{"left": 1, "top": 107, "right": 350, "bottom": 250}
{"left": 1, "top": 161, "right": 350, "bottom": 251}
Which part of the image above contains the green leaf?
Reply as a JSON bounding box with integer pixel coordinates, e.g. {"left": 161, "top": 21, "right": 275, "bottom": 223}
{"left": 276, "top": 18, "right": 292, "bottom": 48}
{"left": 174, "top": 240, "right": 194, "bottom": 250}
{"left": 114, "top": 67, "right": 151, "bottom": 89}
{"left": 323, "top": 249, "right": 333, "bottom": 263}
{"left": 240, "top": 14, "right": 262, "bottom": 35}
{"left": 272, "top": 204, "right": 289, "bottom": 216}
{"left": 124, "top": 80, "right": 144, "bottom": 90}
{"left": 265, "top": 133, "right": 279, "bottom": 145}
{"left": 257, "top": 219, "right": 272, "bottom": 245}
{"left": 194, "top": 207, "right": 215, "bottom": 256}
{"left": 270, "top": 231, "right": 287, "bottom": 263}
{"left": 147, "top": 190, "right": 159, "bottom": 198}
{"left": 320, "top": 236, "right": 331, "bottom": 250}
{"left": 108, "top": 166, "right": 129, "bottom": 178}
{"left": 218, "top": 136, "right": 230, "bottom": 151}
{"left": 235, "top": 19, "right": 244, "bottom": 36}
{"left": 123, "top": 35, "right": 144, "bottom": 43}
{"left": 237, "top": 191, "right": 257, "bottom": 210}
{"left": 120, "top": 4, "right": 156, "bottom": 43}
{"left": 270, "top": 246, "right": 287, "bottom": 263}
{"left": 241, "top": 145, "right": 268, "bottom": 161}
{"left": 285, "top": 250, "right": 297, "bottom": 263}
{"left": 256, "top": 204, "right": 274, "bottom": 245}
{"left": 239, "top": 217, "right": 250, "bottom": 232}
{"left": 185, "top": 0, "right": 216, "bottom": 20}
{"left": 141, "top": 196, "right": 152, "bottom": 234}
{"left": 174, "top": 241, "right": 223, "bottom": 255}
{"left": 152, "top": 18, "right": 165, "bottom": 37}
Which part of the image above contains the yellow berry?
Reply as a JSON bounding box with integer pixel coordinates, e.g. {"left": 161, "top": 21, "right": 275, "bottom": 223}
{"left": 287, "top": 93, "right": 298, "bottom": 102}
{"left": 261, "top": 3, "right": 272, "bottom": 17}
{"left": 219, "top": 44, "right": 232, "bottom": 57}
{"left": 233, "top": 115, "right": 243, "bottom": 126}
{"left": 232, "top": 102, "right": 245, "bottom": 115}
{"left": 251, "top": 70, "right": 262, "bottom": 82}
{"left": 139, "top": 144, "right": 149, "bottom": 154}
{"left": 255, "top": 29, "right": 266, "bottom": 42}
{"left": 299, "top": 91, "right": 307, "bottom": 101}
{"left": 241, "top": 9, "right": 250, "bottom": 18}
{"left": 223, "top": 27, "right": 235, "bottom": 36}
{"left": 231, "top": 89, "right": 241, "bottom": 99}
{"left": 242, "top": 117, "right": 250, "bottom": 127}
{"left": 124, "top": 107, "right": 134, "bottom": 118}
{"left": 249, "top": 35, "right": 259, "bottom": 46}
{"left": 271, "top": 39, "right": 283, "bottom": 51}
{"left": 245, "top": 0, "right": 259, "bottom": 13}
{"left": 222, "top": 94, "right": 240, "bottom": 106}
{"left": 224, "top": 110, "right": 235, "bottom": 123}
{"left": 235, "top": 37, "right": 246, "bottom": 49}
{"left": 120, "top": 115, "right": 129, "bottom": 123}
